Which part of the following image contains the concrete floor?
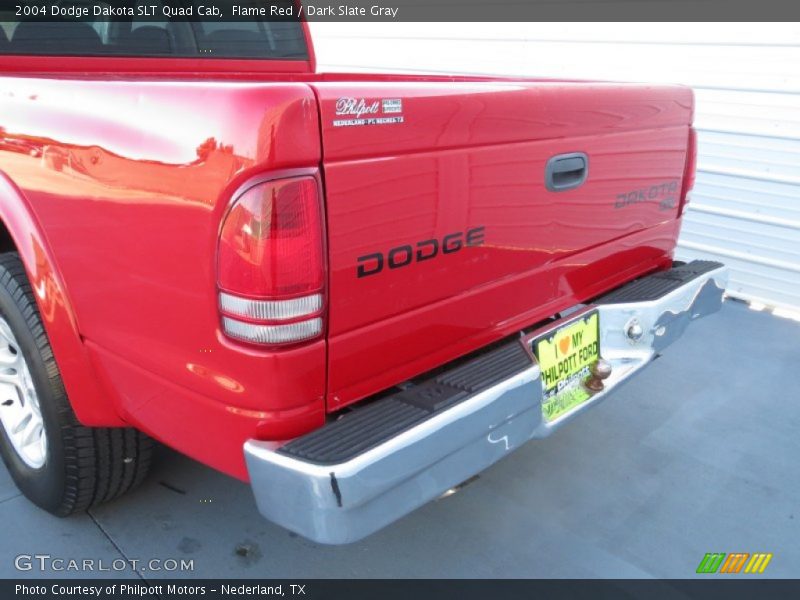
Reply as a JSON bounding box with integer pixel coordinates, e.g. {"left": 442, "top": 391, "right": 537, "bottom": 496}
{"left": 1, "top": 300, "right": 798, "bottom": 579}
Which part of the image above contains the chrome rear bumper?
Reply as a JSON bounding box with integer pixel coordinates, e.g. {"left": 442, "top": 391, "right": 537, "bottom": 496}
{"left": 245, "top": 261, "right": 727, "bottom": 544}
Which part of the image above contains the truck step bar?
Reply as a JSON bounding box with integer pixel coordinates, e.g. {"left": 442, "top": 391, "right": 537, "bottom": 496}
{"left": 280, "top": 260, "right": 723, "bottom": 465}
{"left": 244, "top": 261, "right": 727, "bottom": 544}
{"left": 280, "top": 343, "right": 532, "bottom": 465}
{"left": 596, "top": 260, "right": 723, "bottom": 304}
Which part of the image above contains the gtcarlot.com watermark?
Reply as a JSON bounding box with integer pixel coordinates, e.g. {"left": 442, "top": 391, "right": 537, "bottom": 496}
{"left": 15, "top": 554, "right": 194, "bottom": 573}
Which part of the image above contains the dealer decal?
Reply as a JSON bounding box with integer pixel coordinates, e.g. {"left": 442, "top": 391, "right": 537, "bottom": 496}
{"left": 333, "top": 97, "right": 404, "bottom": 127}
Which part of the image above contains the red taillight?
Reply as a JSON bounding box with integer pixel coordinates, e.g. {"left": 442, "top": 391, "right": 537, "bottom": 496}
{"left": 679, "top": 127, "right": 698, "bottom": 215}
{"left": 217, "top": 176, "right": 325, "bottom": 346}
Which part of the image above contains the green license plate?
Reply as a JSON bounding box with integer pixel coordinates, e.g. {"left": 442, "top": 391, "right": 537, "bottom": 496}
{"left": 533, "top": 310, "right": 600, "bottom": 423}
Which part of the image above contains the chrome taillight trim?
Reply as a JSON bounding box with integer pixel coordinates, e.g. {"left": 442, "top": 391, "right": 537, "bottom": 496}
{"left": 219, "top": 292, "right": 322, "bottom": 322}
{"left": 222, "top": 316, "right": 322, "bottom": 345}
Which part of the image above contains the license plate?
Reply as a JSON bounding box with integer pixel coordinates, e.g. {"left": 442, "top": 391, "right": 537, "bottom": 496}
{"left": 532, "top": 310, "right": 600, "bottom": 423}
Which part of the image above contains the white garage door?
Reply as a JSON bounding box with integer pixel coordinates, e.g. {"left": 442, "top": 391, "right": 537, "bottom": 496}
{"left": 310, "top": 23, "right": 800, "bottom": 309}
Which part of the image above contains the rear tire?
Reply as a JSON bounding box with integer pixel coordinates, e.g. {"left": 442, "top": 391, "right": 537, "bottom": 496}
{"left": 0, "top": 252, "right": 153, "bottom": 515}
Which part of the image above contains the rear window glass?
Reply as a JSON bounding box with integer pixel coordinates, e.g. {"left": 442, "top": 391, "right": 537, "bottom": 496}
{"left": 0, "top": 1, "right": 308, "bottom": 60}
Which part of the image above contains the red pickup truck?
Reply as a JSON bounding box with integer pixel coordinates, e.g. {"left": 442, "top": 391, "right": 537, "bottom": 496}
{"left": 0, "top": 15, "right": 726, "bottom": 544}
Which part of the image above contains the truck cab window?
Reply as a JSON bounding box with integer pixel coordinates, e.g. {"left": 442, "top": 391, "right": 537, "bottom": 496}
{"left": 0, "top": 1, "right": 308, "bottom": 59}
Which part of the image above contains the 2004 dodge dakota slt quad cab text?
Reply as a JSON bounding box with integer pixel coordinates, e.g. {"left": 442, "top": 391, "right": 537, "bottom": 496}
{"left": 0, "top": 14, "right": 726, "bottom": 544}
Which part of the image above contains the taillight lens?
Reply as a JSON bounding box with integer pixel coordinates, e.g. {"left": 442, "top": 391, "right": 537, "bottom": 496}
{"left": 679, "top": 127, "right": 697, "bottom": 215}
{"left": 217, "top": 176, "right": 325, "bottom": 346}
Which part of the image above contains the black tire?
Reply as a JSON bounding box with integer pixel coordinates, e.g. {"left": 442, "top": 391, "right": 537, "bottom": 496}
{"left": 0, "top": 252, "right": 153, "bottom": 515}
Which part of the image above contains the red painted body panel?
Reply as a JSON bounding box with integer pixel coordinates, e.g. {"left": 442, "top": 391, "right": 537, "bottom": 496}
{"left": 0, "top": 47, "right": 695, "bottom": 478}
{"left": 0, "top": 76, "right": 326, "bottom": 478}
{"left": 315, "top": 82, "right": 692, "bottom": 160}
{"left": 0, "top": 172, "right": 119, "bottom": 425}
{"left": 315, "top": 82, "right": 692, "bottom": 409}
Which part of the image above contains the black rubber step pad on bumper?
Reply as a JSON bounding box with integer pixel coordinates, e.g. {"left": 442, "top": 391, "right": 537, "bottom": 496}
{"left": 279, "top": 342, "right": 533, "bottom": 465}
{"left": 595, "top": 260, "right": 724, "bottom": 304}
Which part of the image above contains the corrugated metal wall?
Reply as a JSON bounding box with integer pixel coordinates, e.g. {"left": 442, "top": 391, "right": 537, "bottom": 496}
{"left": 310, "top": 23, "right": 800, "bottom": 309}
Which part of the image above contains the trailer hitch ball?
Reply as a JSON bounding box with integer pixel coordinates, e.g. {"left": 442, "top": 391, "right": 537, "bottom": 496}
{"left": 584, "top": 358, "right": 612, "bottom": 392}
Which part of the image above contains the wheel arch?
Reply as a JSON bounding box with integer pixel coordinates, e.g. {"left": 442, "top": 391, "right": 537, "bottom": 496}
{"left": 0, "top": 171, "right": 124, "bottom": 426}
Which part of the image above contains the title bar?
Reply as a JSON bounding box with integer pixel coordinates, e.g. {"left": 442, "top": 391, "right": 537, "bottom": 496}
{"left": 3, "top": 0, "right": 800, "bottom": 22}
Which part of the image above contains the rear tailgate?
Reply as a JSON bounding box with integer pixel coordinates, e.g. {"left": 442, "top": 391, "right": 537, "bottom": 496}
{"left": 313, "top": 81, "right": 693, "bottom": 410}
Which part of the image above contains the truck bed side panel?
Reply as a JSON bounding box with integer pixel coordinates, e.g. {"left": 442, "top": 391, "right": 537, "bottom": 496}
{"left": 0, "top": 77, "right": 325, "bottom": 476}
